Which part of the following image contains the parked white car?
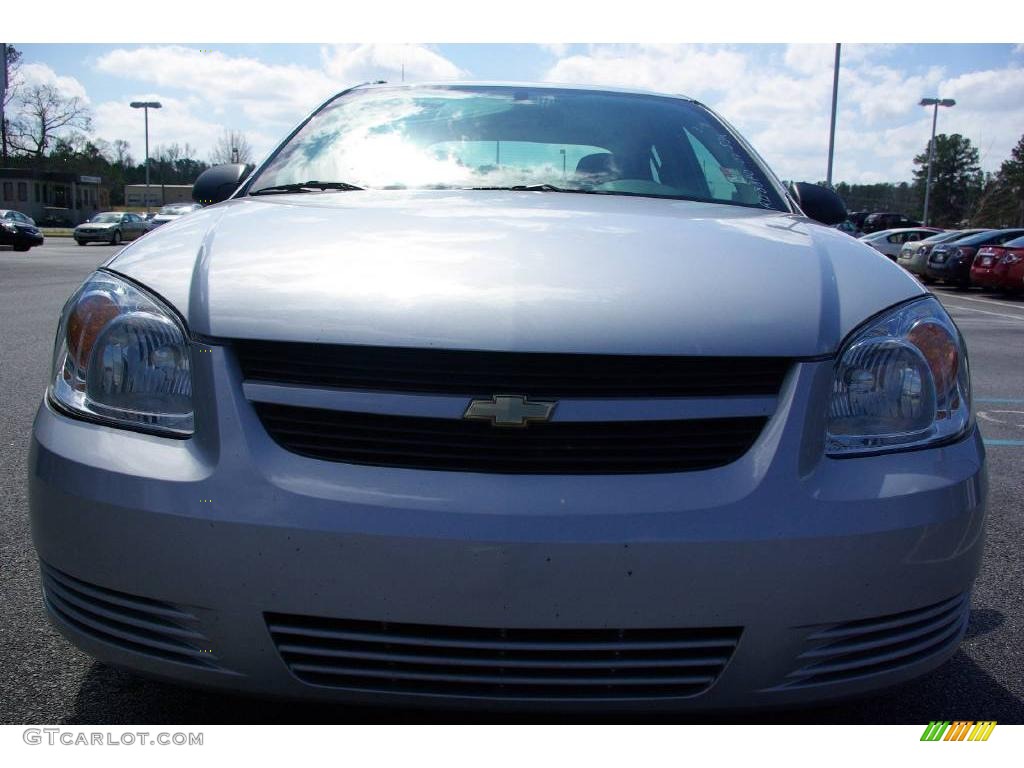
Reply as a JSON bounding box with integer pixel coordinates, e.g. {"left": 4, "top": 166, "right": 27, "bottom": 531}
{"left": 859, "top": 227, "right": 943, "bottom": 260}
{"left": 148, "top": 202, "right": 203, "bottom": 229}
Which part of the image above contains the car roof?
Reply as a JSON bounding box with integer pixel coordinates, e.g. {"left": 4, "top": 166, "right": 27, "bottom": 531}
{"left": 956, "top": 228, "right": 1024, "bottom": 245}
{"left": 350, "top": 80, "right": 697, "bottom": 102}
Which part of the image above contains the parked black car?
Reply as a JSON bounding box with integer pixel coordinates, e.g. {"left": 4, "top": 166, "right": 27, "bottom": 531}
{"left": 925, "top": 228, "right": 1024, "bottom": 288}
{"left": 847, "top": 211, "right": 869, "bottom": 232}
{"left": 861, "top": 212, "right": 922, "bottom": 234}
{"left": 0, "top": 209, "right": 45, "bottom": 252}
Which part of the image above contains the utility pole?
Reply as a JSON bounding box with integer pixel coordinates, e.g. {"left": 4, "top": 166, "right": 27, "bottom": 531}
{"left": 919, "top": 98, "right": 956, "bottom": 226}
{"left": 130, "top": 101, "right": 162, "bottom": 214}
{"left": 1, "top": 43, "right": 8, "bottom": 165}
{"left": 825, "top": 44, "right": 841, "bottom": 186}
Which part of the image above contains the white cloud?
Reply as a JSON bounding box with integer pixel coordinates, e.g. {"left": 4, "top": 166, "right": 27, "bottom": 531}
{"left": 88, "top": 44, "right": 466, "bottom": 160}
{"left": 91, "top": 94, "right": 251, "bottom": 163}
{"left": 541, "top": 44, "right": 1024, "bottom": 183}
{"left": 95, "top": 46, "right": 339, "bottom": 126}
{"left": 544, "top": 44, "right": 748, "bottom": 97}
{"left": 16, "top": 62, "right": 90, "bottom": 102}
{"left": 320, "top": 44, "right": 466, "bottom": 83}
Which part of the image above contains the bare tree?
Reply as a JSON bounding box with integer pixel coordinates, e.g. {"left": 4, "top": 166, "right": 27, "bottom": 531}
{"left": 112, "top": 138, "right": 133, "bottom": 167}
{"left": 2, "top": 44, "right": 23, "bottom": 161}
{"left": 210, "top": 128, "right": 253, "bottom": 165}
{"left": 8, "top": 83, "right": 92, "bottom": 159}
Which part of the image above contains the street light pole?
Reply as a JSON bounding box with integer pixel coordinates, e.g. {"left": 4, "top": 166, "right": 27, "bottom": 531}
{"left": 130, "top": 101, "right": 162, "bottom": 215}
{"left": 919, "top": 97, "right": 955, "bottom": 226}
{"left": 826, "top": 43, "right": 841, "bottom": 187}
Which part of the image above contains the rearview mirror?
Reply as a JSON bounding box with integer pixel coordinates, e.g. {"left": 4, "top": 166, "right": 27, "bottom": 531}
{"left": 789, "top": 182, "right": 847, "bottom": 226}
{"left": 192, "top": 163, "right": 253, "bottom": 205}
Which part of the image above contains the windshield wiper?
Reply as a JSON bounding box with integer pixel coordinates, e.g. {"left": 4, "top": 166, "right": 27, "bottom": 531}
{"left": 469, "top": 183, "right": 597, "bottom": 193}
{"left": 251, "top": 181, "right": 364, "bottom": 196}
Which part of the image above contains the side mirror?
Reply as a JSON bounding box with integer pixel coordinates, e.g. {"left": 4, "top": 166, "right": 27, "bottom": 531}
{"left": 790, "top": 182, "right": 847, "bottom": 226}
{"left": 192, "top": 163, "right": 253, "bottom": 205}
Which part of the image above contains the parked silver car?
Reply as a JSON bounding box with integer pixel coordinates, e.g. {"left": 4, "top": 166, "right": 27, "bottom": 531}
{"left": 898, "top": 229, "right": 990, "bottom": 279}
{"left": 73, "top": 211, "right": 149, "bottom": 245}
{"left": 30, "top": 83, "right": 985, "bottom": 711}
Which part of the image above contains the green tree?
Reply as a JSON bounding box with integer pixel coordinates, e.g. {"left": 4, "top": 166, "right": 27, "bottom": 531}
{"left": 912, "top": 133, "right": 983, "bottom": 227}
{"left": 971, "top": 134, "right": 1024, "bottom": 227}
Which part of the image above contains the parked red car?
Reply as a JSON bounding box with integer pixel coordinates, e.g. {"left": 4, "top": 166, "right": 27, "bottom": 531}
{"left": 970, "top": 245, "right": 1011, "bottom": 289}
{"left": 992, "top": 236, "right": 1024, "bottom": 295}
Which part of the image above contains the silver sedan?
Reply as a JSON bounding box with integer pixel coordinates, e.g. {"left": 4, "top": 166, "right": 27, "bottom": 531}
{"left": 30, "top": 83, "right": 985, "bottom": 711}
{"left": 73, "top": 211, "right": 150, "bottom": 245}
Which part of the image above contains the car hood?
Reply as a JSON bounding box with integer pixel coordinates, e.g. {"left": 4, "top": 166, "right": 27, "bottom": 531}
{"left": 105, "top": 190, "right": 924, "bottom": 356}
{"left": 79, "top": 222, "right": 115, "bottom": 229}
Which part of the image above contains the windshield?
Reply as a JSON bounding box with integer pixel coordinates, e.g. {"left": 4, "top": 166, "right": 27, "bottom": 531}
{"left": 249, "top": 85, "right": 786, "bottom": 210}
{"left": 158, "top": 205, "right": 191, "bottom": 214}
{"left": 958, "top": 229, "right": 1024, "bottom": 246}
{"left": 921, "top": 231, "right": 964, "bottom": 244}
{"left": 90, "top": 213, "right": 121, "bottom": 223}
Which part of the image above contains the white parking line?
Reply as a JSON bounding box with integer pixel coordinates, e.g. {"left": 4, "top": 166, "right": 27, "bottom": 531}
{"left": 939, "top": 303, "right": 1024, "bottom": 322}
{"left": 935, "top": 292, "right": 1024, "bottom": 312}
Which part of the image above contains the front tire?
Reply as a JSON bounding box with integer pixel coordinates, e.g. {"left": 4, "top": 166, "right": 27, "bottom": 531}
{"left": 13, "top": 244, "right": 30, "bottom": 252}
{"left": 111, "top": 230, "right": 122, "bottom": 246}
{"left": 75, "top": 238, "right": 86, "bottom": 246}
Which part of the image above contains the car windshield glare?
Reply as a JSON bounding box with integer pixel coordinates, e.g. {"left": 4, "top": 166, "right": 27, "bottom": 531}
{"left": 90, "top": 213, "right": 121, "bottom": 223}
{"left": 249, "top": 85, "right": 785, "bottom": 210}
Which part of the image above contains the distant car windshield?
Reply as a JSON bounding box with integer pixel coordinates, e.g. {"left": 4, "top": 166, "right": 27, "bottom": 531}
{"left": 249, "top": 85, "right": 787, "bottom": 210}
{"left": 90, "top": 213, "right": 121, "bottom": 223}
{"left": 957, "top": 229, "right": 1024, "bottom": 246}
{"left": 921, "top": 231, "right": 967, "bottom": 244}
{"left": 158, "top": 205, "right": 193, "bottom": 214}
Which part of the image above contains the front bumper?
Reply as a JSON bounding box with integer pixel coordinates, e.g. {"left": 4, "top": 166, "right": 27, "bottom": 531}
{"left": 924, "top": 257, "right": 965, "bottom": 283}
{"left": 74, "top": 229, "right": 116, "bottom": 242}
{"left": 29, "top": 348, "right": 988, "bottom": 711}
{"left": 897, "top": 250, "right": 929, "bottom": 275}
{"left": 970, "top": 264, "right": 1001, "bottom": 288}
{"left": 1, "top": 230, "right": 43, "bottom": 247}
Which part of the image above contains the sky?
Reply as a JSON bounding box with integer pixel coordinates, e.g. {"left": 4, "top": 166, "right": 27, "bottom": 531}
{"left": 11, "top": 43, "right": 1024, "bottom": 184}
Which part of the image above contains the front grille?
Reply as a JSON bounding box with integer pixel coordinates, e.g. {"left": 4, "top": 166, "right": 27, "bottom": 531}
{"left": 267, "top": 613, "right": 742, "bottom": 700}
{"left": 41, "top": 563, "right": 219, "bottom": 669}
{"left": 234, "top": 340, "right": 791, "bottom": 398}
{"left": 254, "top": 403, "right": 767, "bottom": 474}
{"left": 776, "top": 593, "right": 969, "bottom": 689}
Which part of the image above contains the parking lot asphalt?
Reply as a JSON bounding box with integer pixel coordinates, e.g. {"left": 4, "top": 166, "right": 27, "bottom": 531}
{"left": 1, "top": 239, "right": 1022, "bottom": 724}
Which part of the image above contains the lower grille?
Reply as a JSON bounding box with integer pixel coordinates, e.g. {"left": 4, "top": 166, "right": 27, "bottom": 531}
{"left": 41, "top": 563, "right": 219, "bottom": 669}
{"left": 254, "top": 403, "right": 767, "bottom": 474}
{"left": 267, "top": 613, "right": 742, "bottom": 700}
{"left": 778, "top": 593, "right": 969, "bottom": 689}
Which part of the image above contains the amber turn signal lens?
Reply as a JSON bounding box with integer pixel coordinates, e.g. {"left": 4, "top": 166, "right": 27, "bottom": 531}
{"left": 907, "top": 321, "right": 958, "bottom": 398}
{"left": 66, "top": 293, "right": 120, "bottom": 370}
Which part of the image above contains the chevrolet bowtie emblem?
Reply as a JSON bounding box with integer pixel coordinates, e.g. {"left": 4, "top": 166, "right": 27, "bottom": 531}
{"left": 463, "top": 395, "right": 557, "bottom": 427}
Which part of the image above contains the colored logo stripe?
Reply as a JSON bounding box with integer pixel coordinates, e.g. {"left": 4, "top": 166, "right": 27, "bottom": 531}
{"left": 968, "top": 722, "right": 997, "bottom": 741}
{"left": 920, "top": 721, "right": 996, "bottom": 741}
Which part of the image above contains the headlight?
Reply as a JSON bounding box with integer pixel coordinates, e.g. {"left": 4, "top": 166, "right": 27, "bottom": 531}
{"left": 49, "top": 271, "right": 193, "bottom": 436}
{"left": 827, "top": 296, "right": 971, "bottom": 456}
{"left": 1, "top": 221, "right": 15, "bottom": 233}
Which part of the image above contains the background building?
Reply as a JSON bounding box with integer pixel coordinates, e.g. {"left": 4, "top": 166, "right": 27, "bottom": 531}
{"left": 124, "top": 184, "right": 193, "bottom": 207}
{"left": 0, "top": 169, "right": 109, "bottom": 225}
